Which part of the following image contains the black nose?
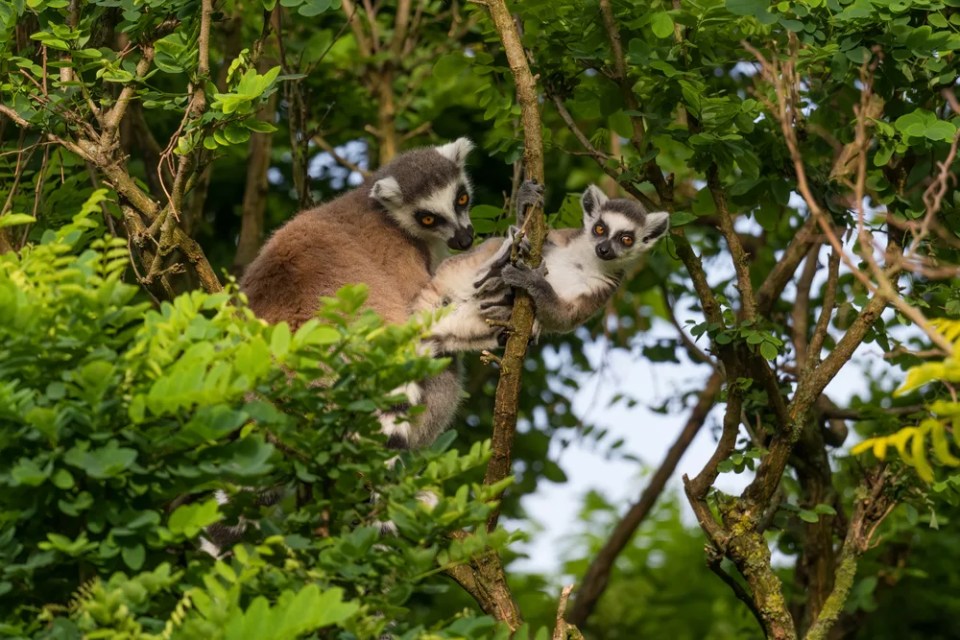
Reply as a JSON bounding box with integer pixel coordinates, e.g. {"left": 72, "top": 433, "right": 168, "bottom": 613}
{"left": 595, "top": 241, "right": 614, "bottom": 260}
{"left": 448, "top": 225, "right": 474, "bottom": 250}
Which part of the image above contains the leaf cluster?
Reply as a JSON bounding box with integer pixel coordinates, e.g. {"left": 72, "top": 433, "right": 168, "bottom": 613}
{"left": 0, "top": 195, "right": 513, "bottom": 638}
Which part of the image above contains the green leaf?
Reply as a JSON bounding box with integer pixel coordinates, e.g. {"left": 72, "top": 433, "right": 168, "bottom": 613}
{"left": 433, "top": 53, "right": 465, "bottom": 81}
{"left": 759, "top": 341, "right": 778, "bottom": 360}
{"left": 223, "top": 123, "right": 252, "bottom": 145}
{"left": 121, "top": 544, "right": 145, "bottom": 570}
{"left": 670, "top": 211, "right": 698, "bottom": 227}
{"left": 168, "top": 499, "right": 220, "bottom": 538}
{"left": 650, "top": 12, "right": 675, "bottom": 39}
{"left": 0, "top": 213, "right": 36, "bottom": 229}
{"left": 64, "top": 441, "right": 138, "bottom": 479}
{"left": 246, "top": 119, "right": 277, "bottom": 133}
{"left": 924, "top": 120, "right": 957, "bottom": 142}
{"left": 10, "top": 458, "right": 51, "bottom": 487}
{"left": 726, "top": 0, "right": 776, "bottom": 23}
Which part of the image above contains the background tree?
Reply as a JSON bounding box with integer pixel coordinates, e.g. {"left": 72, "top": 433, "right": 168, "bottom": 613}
{"left": 3, "top": 0, "right": 960, "bottom": 638}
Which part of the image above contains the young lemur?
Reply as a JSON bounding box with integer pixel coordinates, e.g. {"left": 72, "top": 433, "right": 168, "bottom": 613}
{"left": 414, "top": 181, "right": 670, "bottom": 351}
{"left": 241, "top": 138, "right": 483, "bottom": 450}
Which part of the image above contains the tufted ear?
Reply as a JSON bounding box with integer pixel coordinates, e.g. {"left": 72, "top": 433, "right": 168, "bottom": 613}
{"left": 640, "top": 211, "right": 670, "bottom": 248}
{"left": 580, "top": 184, "right": 609, "bottom": 222}
{"left": 370, "top": 176, "right": 403, "bottom": 208}
{"left": 435, "top": 137, "right": 475, "bottom": 166}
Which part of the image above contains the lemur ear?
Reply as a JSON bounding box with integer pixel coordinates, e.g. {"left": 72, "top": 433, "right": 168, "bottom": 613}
{"left": 580, "top": 184, "right": 609, "bottom": 221}
{"left": 435, "top": 137, "right": 475, "bottom": 166}
{"left": 370, "top": 176, "right": 403, "bottom": 208}
{"left": 639, "top": 211, "right": 671, "bottom": 248}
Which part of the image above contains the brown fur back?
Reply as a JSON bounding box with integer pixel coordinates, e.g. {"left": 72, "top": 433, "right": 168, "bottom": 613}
{"left": 240, "top": 187, "right": 433, "bottom": 329}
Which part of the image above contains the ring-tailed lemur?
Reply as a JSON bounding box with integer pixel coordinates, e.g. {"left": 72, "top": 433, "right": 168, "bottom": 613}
{"left": 412, "top": 181, "right": 670, "bottom": 352}
{"left": 241, "top": 138, "right": 477, "bottom": 450}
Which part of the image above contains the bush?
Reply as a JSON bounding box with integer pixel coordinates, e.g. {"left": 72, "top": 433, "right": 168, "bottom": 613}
{"left": 0, "top": 192, "right": 511, "bottom": 639}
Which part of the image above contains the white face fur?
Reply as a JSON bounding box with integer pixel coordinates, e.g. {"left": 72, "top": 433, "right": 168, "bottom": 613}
{"left": 579, "top": 184, "right": 670, "bottom": 269}
{"left": 369, "top": 138, "right": 476, "bottom": 256}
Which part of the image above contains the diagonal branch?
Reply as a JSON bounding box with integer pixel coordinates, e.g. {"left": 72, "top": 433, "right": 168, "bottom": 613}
{"left": 548, "top": 93, "right": 659, "bottom": 211}
{"left": 707, "top": 165, "right": 757, "bottom": 320}
{"left": 569, "top": 371, "right": 723, "bottom": 627}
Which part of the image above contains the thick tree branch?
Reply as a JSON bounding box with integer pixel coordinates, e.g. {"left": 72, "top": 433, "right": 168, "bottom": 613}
{"left": 482, "top": 0, "right": 545, "bottom": 532}
{"left": 104, "top": 47, "right": 155, "bottom": 134}
{"left": 673, "top": 233, "right": 724, "bottom": 328}
{"left": 687, "top": 370, "right": 743, "bottom": 499}
{"left": 803, "top": 468, "right": 896, "bottom": 640}
{"left": 756, "top": 216, "right": 818, "bottom": 315}
{"left": 569, "top": 371, "right": 723, "bottom": 627}
{"left": 445, "top": 546, "right": 522, "bottom": 631}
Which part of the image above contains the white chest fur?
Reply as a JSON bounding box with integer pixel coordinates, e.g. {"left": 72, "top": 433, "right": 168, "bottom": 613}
{"left": 542, "top": 236, "right": 609, "bottom": 301}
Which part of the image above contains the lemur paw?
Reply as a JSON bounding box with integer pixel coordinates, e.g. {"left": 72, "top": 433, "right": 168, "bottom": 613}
{"left": 501, "top": 261, "right": 546, "bottom": 287}
{"left": 516, "top": 180, "right": 544, "bottom": 217}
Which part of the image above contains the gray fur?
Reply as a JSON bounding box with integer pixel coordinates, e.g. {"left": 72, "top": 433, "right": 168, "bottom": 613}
{"left": 416, "top": 181, "right": 669, "bottom": 351}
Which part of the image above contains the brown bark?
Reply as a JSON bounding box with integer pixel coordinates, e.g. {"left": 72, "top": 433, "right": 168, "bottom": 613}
{"left": 481, "top": 0, "right": 545, "bottom": 529}
{"left": 437, "top": 0, "right": 548, "bottom": 631}
{"left": 445, "top": 545, "right": 522, "bottom": 631}
{"left": 569, "top": 370, "right": 723, "bottom": 627}
{"left": 792, "top": 419, "right": 838, "bottom": 633}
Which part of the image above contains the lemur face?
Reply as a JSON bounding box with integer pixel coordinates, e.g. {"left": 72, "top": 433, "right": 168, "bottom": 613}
{"left": 580, "top": 184, "right": 670, "bottom": 266}
{"left": 370, "top": 138, "right": 476, "bottom": 251}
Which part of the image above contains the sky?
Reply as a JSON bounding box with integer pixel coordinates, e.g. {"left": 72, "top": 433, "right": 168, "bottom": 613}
{"left": 513, "top": 314, "right": 885, "bottom": 576}
{"left": 511, "top": 216, "right": 904, "bottom": 576}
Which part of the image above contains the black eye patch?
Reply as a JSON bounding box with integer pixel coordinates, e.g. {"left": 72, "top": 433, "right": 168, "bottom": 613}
{"left": 454, "top": 187, "right": 470, "bottom": 211}
{"left": 415, "top": 210, "right": 445, "bottom": 227}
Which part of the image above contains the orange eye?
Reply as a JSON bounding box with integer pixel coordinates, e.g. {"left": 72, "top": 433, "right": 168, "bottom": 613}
{"left": 457, "top": 193, "right": 469, "bottom": 206}
{"left": 621, "top": 235, "right": 634, "bottom": 246}
{"left": 421, "top": 215, "right": 435, "bottom": 226}
{"left": 593, "top": 224, "right": 605, "bottom": 236}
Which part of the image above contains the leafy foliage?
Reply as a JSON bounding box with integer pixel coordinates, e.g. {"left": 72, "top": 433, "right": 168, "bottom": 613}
{"left": 4, "top": 0, "right": 960, "bottom": 636}
{"left": 0, "top": 195, "right": 512, "bottom": 638}
{"left": 854, "top": 320, "right": 960, "bottom": 482}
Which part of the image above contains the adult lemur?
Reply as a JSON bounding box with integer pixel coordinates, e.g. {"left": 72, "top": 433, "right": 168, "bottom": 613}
{"left": 241, "top": 138, "right": 482, "bottom": 449}
{"left": 415, "top": 181, "right": 670, "bottom": 351}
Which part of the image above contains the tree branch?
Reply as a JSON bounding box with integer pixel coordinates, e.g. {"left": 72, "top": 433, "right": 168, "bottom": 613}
{"left": 548, "top": 93, "right": 659, "bottom": 212}
{"left": 482, "top": 0, "right": 545, "bottom": 532}
{"left": 756, "top": 216, "right": 818, "bottom": 315}
{"left": 803, "top": 468, "right": 896, "bottom": 640}
{"left": 707, "top": 165, "right": 757, "bottom": 320}
{"left": 806, "top": 248, "right": 840, "bottom": 368}
{"left": 569, "top": 371, "right": 723, "bottom": 627}
{"left": 791, "top": 245, "right": 820, "bottom": 365}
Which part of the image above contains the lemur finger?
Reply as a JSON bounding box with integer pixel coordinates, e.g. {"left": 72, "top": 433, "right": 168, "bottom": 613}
{"left": 474, "top": 275, "right": 506, "bottom": 296}
{"left": 479, "top": 294, "right": 514, "bottom": 311}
